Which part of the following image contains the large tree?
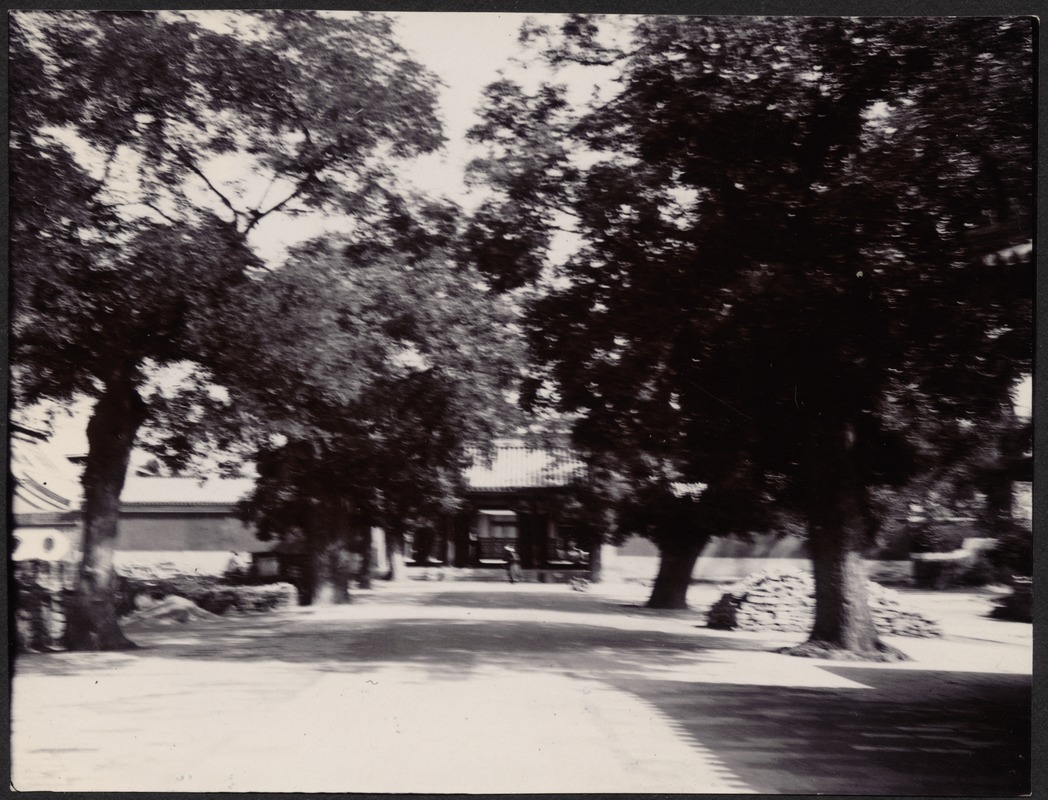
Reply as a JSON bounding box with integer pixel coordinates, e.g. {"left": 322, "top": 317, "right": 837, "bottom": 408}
{"left": 195, "top": 227, "right": 524, "bottom": 601}
{"left": 10, "top": 10, "right": 443, "bottom": 648}
{"left": 466, "top": 16, "right": 1032, "bottom": 656}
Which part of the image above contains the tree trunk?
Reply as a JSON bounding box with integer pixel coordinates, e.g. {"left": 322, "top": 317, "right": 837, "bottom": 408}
{"left": 536, "top": 514, "right": 550, "bottom": 569}
{"left": 306, "top": 498, "right": 352, "bottom": 605}
{"left": 357, "top": 524, "right": 373, "bottom": 590}
{"left": 516, "top": 512, "right": 536, "bottom": 569}
{"left": 413, "top": 526, "right": 435, "bottom": 564}
{"left": 783, "top": 419, "right": 907, "bottom": 661}
{"left": 310, "top": 544, "right": 352, "bottom": 604}
{"left": 646, "top": 538, "right": 705, "bottom": 609}
{"left": 385, "top": 528, "right": 406, "bottom": 581}
{"left": 587, "top": 539, "right": 603, "bottom": 584}
{"left": 804, "top": 523, "right": 881, "bottom": 649}
{"left": 450, "top": 514, "right": 466, "bottom": 567}
{"left": 310, "top": 546, "right": 352, "bottom": 605}
{"left": 65, "top": 369, "right": 146, "bottom": 651}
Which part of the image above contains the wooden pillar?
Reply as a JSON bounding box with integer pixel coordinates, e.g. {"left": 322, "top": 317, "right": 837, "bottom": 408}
{"left": 536, "top": 514, "right": 550, "bottom": 569}
{"left": 454, "top": 513, "right": 471, "bottom": 568}
{"left": 441, "top": 516, "right": 452, "bottom": 565}
{"left": 478, "top": 513, "right": 490, "bottom": 564}
{"left": 517, "top": 510, "right": 536, "bottom": 570}
{"left": 459, "top": 509, "right": 477, "bottom": 567}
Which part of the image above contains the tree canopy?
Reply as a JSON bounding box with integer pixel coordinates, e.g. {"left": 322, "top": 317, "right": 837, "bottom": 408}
{"left": 12, "top": 9, "right": 444, "bottom": 410}
{"left": 9, "top": 10, "right": 446, "bottom": 647}
{"left": 200, "top": 231, "right": 523, "bottom": 597}
{"left": 466, "top": 16, "right": 1033, "bottom": 652}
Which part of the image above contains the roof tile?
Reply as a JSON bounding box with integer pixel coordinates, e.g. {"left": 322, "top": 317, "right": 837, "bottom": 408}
{"left": 465, "top": 447, "right": 585, "bottom": 491}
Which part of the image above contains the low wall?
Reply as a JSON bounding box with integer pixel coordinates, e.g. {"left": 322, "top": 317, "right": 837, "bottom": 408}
{"left": 604, "top": 553, "right": 912, "bottom": 585}
{"left": 113, "top": 550, "right": 241, "bottom": 576}
{"left": 13, "top": 557, "right": 298, "bottom": 652}
{"left": 408, "top": 566, "right": 586, "bottom": 584}
{"left": 114, "top": 513, "right": 260, "bottom": 552}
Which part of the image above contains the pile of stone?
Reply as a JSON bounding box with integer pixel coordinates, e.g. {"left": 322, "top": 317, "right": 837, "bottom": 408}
{"left": 123, "top": 595, "right": 222, "bottom": 626}
{"left": 707, "top": 568, "right": 942, "bottom": 638}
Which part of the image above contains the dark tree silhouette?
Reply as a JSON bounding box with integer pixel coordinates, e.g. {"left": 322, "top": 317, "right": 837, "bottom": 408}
{"left": 10, "top": 10, "right": 443, "bottom": 647}
{"left": 205, "top": 233, "right": 523, "bottom": 602}
{"left": 466, "top": 16, "right": 1032, "bottom": 657}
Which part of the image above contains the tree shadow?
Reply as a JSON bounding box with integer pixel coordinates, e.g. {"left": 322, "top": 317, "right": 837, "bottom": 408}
{"left": 13, "top": 587, "right": 1031, "bottom": 796}
{"left": 134, "top": 614, "right": 769, "bottom": 680}
{"left": 14, "top": 586, "right": 769, "bottom": 680}
{"left": 607, "top": 666, "right": 1031, "bottom": 795}
{"left": 403, "top": 587, "right": 602, "bottom": 611}
{"left": 365, "top": 584, "right": 674, "bottom": 613}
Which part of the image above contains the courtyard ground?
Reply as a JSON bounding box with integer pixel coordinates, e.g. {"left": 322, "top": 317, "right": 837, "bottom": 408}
{"left": 10, "top": 579, "right": 1032, "bottom": 794}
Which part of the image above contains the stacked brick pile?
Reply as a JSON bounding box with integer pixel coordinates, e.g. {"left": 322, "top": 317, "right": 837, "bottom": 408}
{"left": 707, "top": 568, "right": 942, "bottom": 637}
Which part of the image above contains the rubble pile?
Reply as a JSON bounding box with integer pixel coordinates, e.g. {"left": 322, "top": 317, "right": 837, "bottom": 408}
{"left": 122, "top": 595, "right": 222, "bottom": 626}
{"left": 707, "top": 568, "right": 942, "bottom": 637}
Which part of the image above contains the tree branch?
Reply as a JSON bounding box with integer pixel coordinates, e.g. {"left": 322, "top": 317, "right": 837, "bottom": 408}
{"left": 246, "top": 171, "right": 317, "bottom": 232}
{"left": 101, "top": 144, "right": 120, "bottom": 185}
{"left": 255, "top": 172, "right": 281, "bottom": 211}
{"left": 177, "top": 150, "right": 242, "bottom": 224}
{"left": 113, "top": 201, "right": 182, "bottom": 226}
{"left": 545, "top": 49, "right": 627, "bottom": 67}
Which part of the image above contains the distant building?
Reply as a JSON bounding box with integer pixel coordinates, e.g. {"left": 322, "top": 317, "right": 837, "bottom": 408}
{"left": 10, "top": 431, "right": 594, "bottom": 575}
{"left": 9, "top": 424, "right": 263, "bottom": 574}
{"left": 452, "top": 444, "right": 588, "bottom": 569}
{"left": 10, "top": 428, "right": 923, "bottom": 583}
{"left": 9, "top": 424, "right": 81, "bottom": 562}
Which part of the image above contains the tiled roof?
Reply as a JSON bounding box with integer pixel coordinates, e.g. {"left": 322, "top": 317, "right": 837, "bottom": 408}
{"left": 9, "top": 429, "right": 81, "bottom": 514}
{"left": 10, "top": 429, "right": 254, "bottom": 510}
{"left": 465, "top": 447, "right": 585, "bottom": 491}
{"left": 11, "top": 426, "right": 584, "bottom": 511}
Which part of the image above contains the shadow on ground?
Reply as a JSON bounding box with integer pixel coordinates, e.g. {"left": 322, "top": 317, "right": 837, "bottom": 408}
{"left": 19, "top": 587, "right": 749, "bottom": 679}
{"left": 15, "top": 586, "right": 1031, "bottom": 796}
{"left": 368, "top": 584, "right": 677, "bottom": 611}
{"left": 607, "top": 666, "right": 1030, "bottom": 795}
{"left": 33, "top": 616, "right": 770, "bottom": 680}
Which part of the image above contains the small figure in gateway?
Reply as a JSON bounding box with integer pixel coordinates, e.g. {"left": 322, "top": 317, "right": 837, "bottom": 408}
{"left": 504, "top": 545, "right": 523, "bottom": 583}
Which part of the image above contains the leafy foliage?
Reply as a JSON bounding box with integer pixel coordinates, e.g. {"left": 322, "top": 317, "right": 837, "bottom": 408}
{"left": 9, "top": 9, "right": 447, "bottom": 640}
{"left": 205, "top": 233, "right": 525, "bottom": 552}
{"left": 469, "top": 14, "right": 1032, "bottom": 532}
{"left": 467, "top": 17, "right": 1032, "bottom": 627}
{"left": 11, "top": 9, "right": 445, "bottom": 410}
{"left": 985, "top": 521, "right": 1033, "bottom": 579}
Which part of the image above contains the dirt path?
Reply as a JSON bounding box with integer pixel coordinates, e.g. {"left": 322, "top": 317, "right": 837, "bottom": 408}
{"left": 11, "top": 583, "right": 1031, "bottom": 793}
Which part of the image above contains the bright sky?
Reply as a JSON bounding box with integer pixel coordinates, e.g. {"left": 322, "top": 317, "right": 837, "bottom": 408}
{"left": 392, "top": 12, "right": 531, "bottom": 198}
{"left": 250, "top": 12, "right": 536, "bottom": 261}
{"left": 1013, "top": 375, "right": 1033, "bottom": 419}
